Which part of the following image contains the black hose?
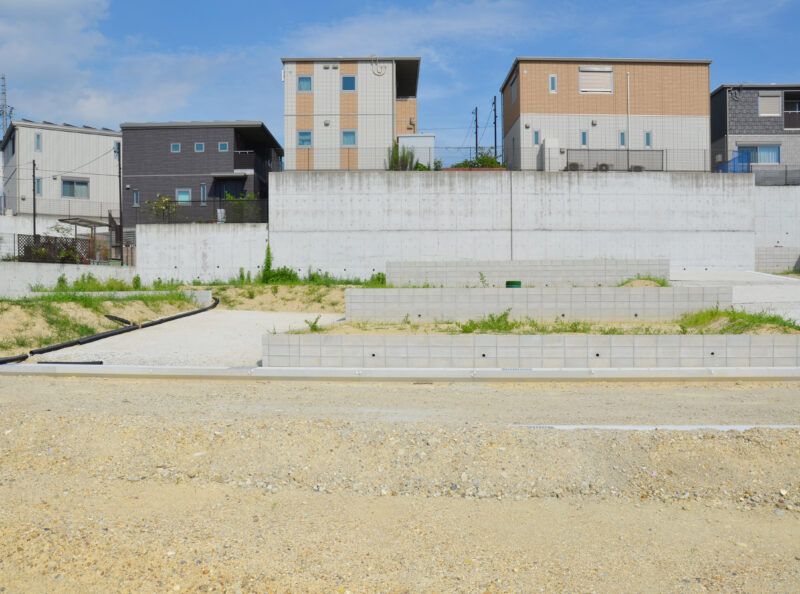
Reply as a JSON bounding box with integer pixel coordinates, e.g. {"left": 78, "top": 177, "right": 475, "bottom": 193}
{"left": 105, "top": 314, "right": 132, "bottom": 326}
{"left": 38, "top": 361, "right": 103, "bottom": 365}
{"left": 0, "top": 353, "right": 29, "bottom": 365}
{"left": 27, "top": 296, "right": 219, "bottom": 357}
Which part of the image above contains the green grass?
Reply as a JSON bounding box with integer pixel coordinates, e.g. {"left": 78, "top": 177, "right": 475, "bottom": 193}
{"left": 33, "top": 273, "right": 182, "bottom": 293}
{"left": 616, "top": 274, "right": 670, "bottom": 287}
{"left": 677, "top": 307, "right": 800, "bottom": 334}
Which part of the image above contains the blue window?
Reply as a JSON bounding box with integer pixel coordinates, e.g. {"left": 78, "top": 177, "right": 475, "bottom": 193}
{"left": 580, "top": 131, "right": 587, "bottom": 147}
{"left": 35, "top": 133, "right": 42, "bottom": 151}
{"left": 200, "top": 183, "right": 207, "bottom": 203}
{"left": 342, "top": 130, "right": 356, "bottom": 146}
{"left": 133, "top": 189, "right": 139, "bottom": 207}
{"left": 297, "top": 76, "right": 312, "bottom": 92}
{"left": 171, "top": 143, "right": 180, "bottom": 153}
{"left": 619, "top": 131, "right": 626, "bottom": 147}
{"left": 533, "top": 130, "right": 540, "bottom": 146}
{"left": 62, "top": 179, "right": 89, "bottom": 199}
{"left": 342, "top": 75, "right": 356, "bottom": 92}
{"left": 298, "top": 131, "right": 312, "bottom": 147}
{"left": 549, "top": 74, "right": 557, "bottom": 93}
{"left": 218, "top": 142, "right": 229, "bottom": 152}
{"left": 35, "top": 177, "right": 42, "bottom": 196}
{"left": 114, "top": 141, "right": 120, "bottom": 158}
{"left": 644, "top": 132, "right": 652, "bottom": 148}
{"left": 176, "top": 188, "right": 191, "bottom": 203}
{"left": 739, "top": 145, "right": 781, "bottom": 164}
{"left": 195, "top": 142, "right": 204, "bottom": 152}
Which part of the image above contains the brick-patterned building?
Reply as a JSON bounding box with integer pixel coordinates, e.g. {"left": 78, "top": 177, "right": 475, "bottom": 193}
{"left": 711, "top": 84, "right": 800, "bottom": 171}
{"left": 281, "top": 57, "right": 421, "bottom": 170}
{"left": 499, "top": 57, "right": 711, "bottom": 172}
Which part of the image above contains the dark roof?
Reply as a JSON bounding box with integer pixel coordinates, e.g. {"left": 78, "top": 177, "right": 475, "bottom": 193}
{"left": 711, "top": 83, "right": 800, "bottom": 97}
{"left": 120, "top": 120, "right": 283, "bottom": 154}
{"left": 500, "top": 56, "right": 712, "bottom": 92}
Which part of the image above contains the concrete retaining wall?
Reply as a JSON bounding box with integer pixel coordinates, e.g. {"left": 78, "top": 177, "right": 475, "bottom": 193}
{"left": 345, "top": 287, "right": 732, "bottom": 322}
{"left": 135, "top": 223, "right": 268, "bottom": 284}
{"left": 755, "top": 247, "right": 800, "bottom": 273}
{"left": 269, "top": 171, "right": 757, "bottom": 278}
{"left": 0, "top": 262, "right": 137, "bottom": 298}
{"left": 386, "top": 259, "right": 670, "bottom": 288}
{"left": 262, "top": 334, "right": 800, "bottom": 368}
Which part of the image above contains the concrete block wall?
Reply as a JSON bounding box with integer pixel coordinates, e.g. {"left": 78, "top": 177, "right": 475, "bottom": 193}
{"left": 754, "top": 248, "right": 800, "bottom": 273}
{"left": 386, "top": 259, "right": 670, "bottom": 288}
{"left": 262, "top": 334, "right": 800, "bottom": 369}
{"left": 345, "top": 287, "right": 733, "bottom": 322}
{"left": 0, "top": 262, "right": 137, "bottom": 298}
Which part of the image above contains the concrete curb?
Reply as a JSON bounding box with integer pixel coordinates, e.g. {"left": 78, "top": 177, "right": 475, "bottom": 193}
{"left": 3, "top": 364, "right": 800, "bottom": 382}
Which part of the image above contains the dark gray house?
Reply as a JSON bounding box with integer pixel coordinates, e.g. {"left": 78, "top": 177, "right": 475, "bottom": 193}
{"left": 711, "top": 84, "right": 800, "bottom": 177}
{"left": 120, "top": 121, "right": 283, "bottom": 234}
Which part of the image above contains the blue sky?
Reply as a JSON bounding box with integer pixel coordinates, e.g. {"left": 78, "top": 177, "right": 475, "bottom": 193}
{"left": 1, "top": 0, "right": 798, "bottom": 150}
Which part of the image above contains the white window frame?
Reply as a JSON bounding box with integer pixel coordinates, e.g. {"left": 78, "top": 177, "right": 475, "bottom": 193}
{"left": 34, "top": 133, "right": 42, "bottom": 152}
{"left": 758, "top": 93, "right": 782, "bottom": 117}
{"left": 619, "top": 131, "right": 626, "bottom": 147}
{"left": 579, "top": 65, "right": 613, "bottom": 94}
{"left": 133, "top": 189, "right": 140, "bottom": 207}
{"left": 580, "top": 130, "right": 588, "bottom": 147}
{"left": 170, "top": 143, "right": 181, "bottom": 153}
{"left": 341, "top": 130, "right": 357, "bottom": 147}
{"left": 35, "top": 177, "right": 42, "bottom": 196}
{"left": 176, "top": 188, "right": 191, "bottom": 204}
{"left": 297, "top": 75, "right": 312, "bottom": 93}
{"left": 549, "top": 74, "right": 557, "bottom": 94}
{"left": 644, "top": 131, "right": 652, "bottom": 148}
{"left": 194, "top": 142, "right": 205, "bottom": 153}
{"left": 341, "top": 75, "right": 357, "bottom": 92}
{"left": 62, "top": 178, "right": 89, "bottom": 199}
{"left": 200, "top": 183, "right": 207, "bottom": 204}
{"left": 297, "top": 130, "right": 312, "bottom": 147}
{"left": 218, "top": 141, "right": 229, "bottom": 152}
{"left": 533, "top": 130, "right": 540, "bottom": 146}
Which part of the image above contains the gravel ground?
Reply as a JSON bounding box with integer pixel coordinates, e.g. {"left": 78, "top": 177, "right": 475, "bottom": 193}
{"left": 26, "top": 311, "right": 343, "bottom": 367}
{"left": 1, "top": 377, "right": 799, "bottom": 592}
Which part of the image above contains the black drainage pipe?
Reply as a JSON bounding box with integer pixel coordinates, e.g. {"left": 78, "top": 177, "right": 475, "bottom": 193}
{"left": 0, "top": 353, "right": 29, "bottom": 365}
{"left": 38, "top": 361, "right": 103, "bottom": 365}
{"left": 105, "top": 314, "right": 133, "bottom": 326}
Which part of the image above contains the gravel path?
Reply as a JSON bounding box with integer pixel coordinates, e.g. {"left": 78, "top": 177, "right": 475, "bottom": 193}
{"left": 1, "top": 377, "right": 799, "bottom": 591}
{"left": 26, "top": 310, "right": 342, "bottom": 367}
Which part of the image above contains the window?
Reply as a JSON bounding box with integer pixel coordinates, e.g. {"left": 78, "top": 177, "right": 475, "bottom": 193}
{"left": 200, "top": 183, "right": 207, "bottom": 203}
{"left": 549, "top": 74, "right": 557, "bottom": 93}
{"left": 171, "top": 143, "right": 181, "bottom": 153}
{"left": 510, "top": 74, "right": 518, "bottom": 104}
{"left": 35, "top": 177, "right": 42, "bottom": 196}
{"left": 644, "top": 131, "right": 652, "bottom": 148}
{"left": 297, "top": 76, "right": 312, "bottom": 92}
{"left": 758, "top": 93, "right": 781, "bottom": 117}
{"left": 114, "top": 141, "right": 120, "bottom": 159}
{"left": 218, "top": 142, "right": 229, "bottom": 152}
{"left": 739, "top": 145, "right": 781, "bottom": 164}
{"left": 176, "top": 188, "right": 191, "bottom": 203}
{"left": 579, "top": 66, "right": 613, "bottom": 93}
{"left": 35, "top": 133, "right": 42, "bottom": 152}
{"left": 342, "top": 75, "right": 356, "bottom": 92}
{"left": 62, "top": 179, "right": 89, "bottom": 199}
{"left": 533, "top": 130, "right": 540, "bottom": 146}
{"left": 342, "top": 130, "right": 356, "bottom": 146}
{"left": 7, "top": 133, "right": 14, "bottom": 156}
{"left": 133, "top": 189, "right": 139, "bottom": 207}
{"left": 194, "top": 142, "right": 204, "bottom": 152}
{"left": 580, "top": 131, "right": 588, "bottom": 147}
{"left": 619, "top": 131, "right": 626, "bottom": 147}
{"left": 298, "top": 130, "right": 312, "bottom": 147}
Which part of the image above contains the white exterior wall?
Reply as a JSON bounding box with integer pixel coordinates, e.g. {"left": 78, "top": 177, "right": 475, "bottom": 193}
{"left": 358, "top": 60, "right": 394, "bottom": 169}
{"left": 2, "top": 123, "right": 120, "bottom": 218}
{"left": 135, "top": 223, "right": 268, "bottom": 284}
{"left": 269, "top": 171, "right": 757, "bottom": 279}
{"left": 502, "top": 119, "right": 521, "bottom": 170}
{"left": 283, "top": 65, "right": 298, "bottom": 171}
{"left": 312, "top": 62, "right": 341, "bottom": 170}
{"left": 515, "top": 114, "right": 709, "bottom": 171}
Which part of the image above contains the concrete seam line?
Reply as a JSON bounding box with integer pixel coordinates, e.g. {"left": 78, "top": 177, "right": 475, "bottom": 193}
{"left": 3, "top": 365, "right": 800, "bottom": 382}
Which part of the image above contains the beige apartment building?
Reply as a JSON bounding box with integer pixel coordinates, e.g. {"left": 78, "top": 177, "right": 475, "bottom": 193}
{"left": 281, "top": 57, "right": 421, "bottom": 170}
{"left": 500, "top": 58, "right": 711, "bottom": 172}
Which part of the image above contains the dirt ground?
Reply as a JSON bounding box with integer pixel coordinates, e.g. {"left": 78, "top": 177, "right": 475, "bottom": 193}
{"left": 197, "top": 284, "right": 347, "bottom": 314}
{"left": 1, "top": 377, "right": 799, "bottom": 592}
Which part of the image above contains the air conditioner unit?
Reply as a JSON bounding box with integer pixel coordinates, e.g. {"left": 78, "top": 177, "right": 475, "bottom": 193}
{"left": 567, "top": 162, "right": 581, "bottom": 171}
{"left": 597, "top": 163, "right": 611, "bottom": 172}
{"left": 630, "top": 165, "right": 644, "bottom": 172}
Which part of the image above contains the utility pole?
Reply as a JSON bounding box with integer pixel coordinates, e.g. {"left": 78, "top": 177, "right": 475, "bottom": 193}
{"left": 492, "top": 96, "right": 497, "bottom": 159}
{"left": 1, "top": 74, "right": 7, "bottom": 135}
{"left": 32, "top": 160, "right": 37, "bottom": 241}
{"left": 115, "top": 141, "right": 123, "bottom": 265}
{"left": 473, "top": 106, "right": 478, "bottom": 162}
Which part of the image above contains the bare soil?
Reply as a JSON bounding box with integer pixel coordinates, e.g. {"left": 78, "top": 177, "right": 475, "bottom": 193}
{"left": 189, "top": 284, "right": 347, "bottom": 313}
{"left": 0, "top": 377, "right": 798, "bottom": 592}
